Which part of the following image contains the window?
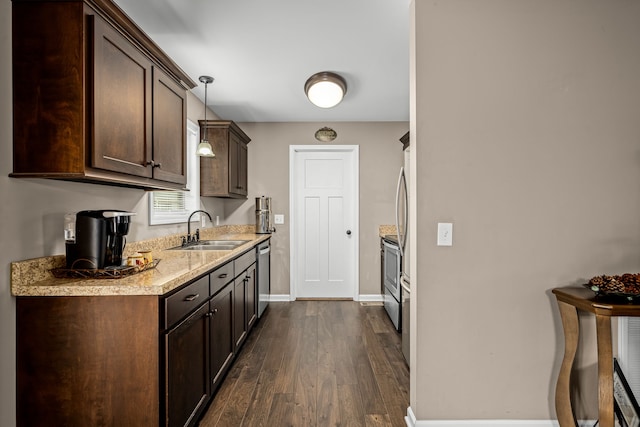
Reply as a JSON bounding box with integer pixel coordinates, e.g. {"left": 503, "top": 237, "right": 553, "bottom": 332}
{"left": 148, "top": 120, "right": 200, "bottom": 225}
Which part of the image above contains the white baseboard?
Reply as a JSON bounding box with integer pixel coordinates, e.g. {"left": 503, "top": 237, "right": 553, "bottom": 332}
{"left": 405, "top": 407, "right": 594, "bottom": 427}
{"left": 359, "top": 294, "right": 384, "bottom": 302}
{"left": 268, "top": 294, "right": 292, "bottom": 302}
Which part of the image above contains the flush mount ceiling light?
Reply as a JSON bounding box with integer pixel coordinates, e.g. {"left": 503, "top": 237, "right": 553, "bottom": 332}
{"left": 304, "top": 71, "right": 347, "bottom": 108}
{"left": 196, "top": 75, "right": 215, "bottom": 157}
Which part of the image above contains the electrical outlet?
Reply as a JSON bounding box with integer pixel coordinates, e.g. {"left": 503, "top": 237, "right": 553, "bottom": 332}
{"left": 201, "top": 216, "right": 206, "bottom": 227}
{"left": 274, "top": 214, "right": 285, "bottom": 225}
{"left": 437, "top": 223, "right": 453, "bottom": 246}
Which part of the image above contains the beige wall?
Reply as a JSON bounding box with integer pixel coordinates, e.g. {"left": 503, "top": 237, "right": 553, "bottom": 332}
{"left": 226, "top": 122, "right": 408, "bottom": 296}
{"left": 411, "top": 0, "right": 640, "bottom": 420}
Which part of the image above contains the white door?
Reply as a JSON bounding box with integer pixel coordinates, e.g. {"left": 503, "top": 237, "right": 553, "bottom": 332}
{"left": 290, "top": 145, "right": 359, "bottom": 299}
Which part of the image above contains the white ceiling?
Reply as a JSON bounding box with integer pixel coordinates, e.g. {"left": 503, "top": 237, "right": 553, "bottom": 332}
{"left": 113, "top": 0, "right": 410, "bottom": 123}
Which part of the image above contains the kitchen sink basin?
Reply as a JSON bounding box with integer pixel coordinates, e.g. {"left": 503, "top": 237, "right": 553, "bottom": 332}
{"left": 169, "top": 240, "right": 250, "bottom": 251}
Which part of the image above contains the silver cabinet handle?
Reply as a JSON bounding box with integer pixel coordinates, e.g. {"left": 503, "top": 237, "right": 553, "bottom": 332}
{"left": 184, "top": 294, "right": 199, "bottom": 302}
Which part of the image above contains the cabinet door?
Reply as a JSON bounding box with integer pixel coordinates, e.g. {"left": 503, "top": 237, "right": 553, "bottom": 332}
{"left": 152, "top": 67, "right": 187, "bottom": 185}
{"left": 165, "top": 303, "right": 209, "bottom": 427}
{"left": 209, "top": 284, "right": 234, "bottom": 393}
{"left": 238, "top": 140, "right": 249, "bottom": 196}
{"left": 233, "top": 277, "right": 246, "bottom": 350}
{"left": 228, "top": 132, "right": 248, "bottom": 197}
{"left": 92, "top": 15, "right": 153, "bottom": 178}
{"left": 228, "top": 133, "right": 240, "bottom": 195}
{"left": 245, "top": 264, "right": 257, "bottom": 332}
{"left": 199, "top": 126, "right": 229, "bottom": 197}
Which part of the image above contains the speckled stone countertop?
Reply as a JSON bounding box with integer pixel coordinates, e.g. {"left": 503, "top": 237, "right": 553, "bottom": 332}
{"left": 11, "top": 225, "right": 271, "bottom": 297}
{"left": 379, "top": 225, "right": 397, "bottom": 237}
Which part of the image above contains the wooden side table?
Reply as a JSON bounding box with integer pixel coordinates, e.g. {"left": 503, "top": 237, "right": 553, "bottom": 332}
{"left": 553, "top": 286, "right": 640, "bottom": 427}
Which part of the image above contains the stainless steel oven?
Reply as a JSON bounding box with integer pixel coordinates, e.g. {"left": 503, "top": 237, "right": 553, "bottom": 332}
{"left": 382, "top": 238, "right": 401, "bottom": 330}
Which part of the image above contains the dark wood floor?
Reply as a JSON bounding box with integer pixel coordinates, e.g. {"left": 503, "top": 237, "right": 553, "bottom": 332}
{"left": 198, "top": 300, "right": 409, "bottom": 427}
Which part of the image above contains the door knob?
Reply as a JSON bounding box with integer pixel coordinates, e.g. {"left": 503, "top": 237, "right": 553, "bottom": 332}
{"left": 346, "top": 230, "right": 351, "bottom": 235}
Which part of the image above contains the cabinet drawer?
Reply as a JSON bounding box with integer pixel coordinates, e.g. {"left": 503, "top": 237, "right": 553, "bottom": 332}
{"left": 234, "top": 249, "right": 256, "bottom": 276}
{"left": 210, "top": 262, "right": 234, "bottom": 296}
{"left": 164, "top": 275, "right": 209, "bottom": 329}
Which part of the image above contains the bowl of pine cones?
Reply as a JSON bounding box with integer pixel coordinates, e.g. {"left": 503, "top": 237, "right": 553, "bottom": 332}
{"left": 586, "top": 273, "right": 640, "bottom": 301}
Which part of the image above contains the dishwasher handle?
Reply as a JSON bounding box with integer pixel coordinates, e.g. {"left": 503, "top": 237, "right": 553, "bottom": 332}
{"left": 259, "top": 246, "right": 271, "bottom": 255}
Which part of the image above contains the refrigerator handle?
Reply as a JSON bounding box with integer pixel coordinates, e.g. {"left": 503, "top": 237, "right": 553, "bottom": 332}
{"left": 395, "top": 167, "right": 405, "bottom": 257}
{"left": 401, "top": 172, "right": 408, "bottom": 251}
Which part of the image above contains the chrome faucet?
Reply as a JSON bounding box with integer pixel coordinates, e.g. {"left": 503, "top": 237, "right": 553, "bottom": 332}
{"left": 183, "top": 210, "right": 213, "bottom": 246}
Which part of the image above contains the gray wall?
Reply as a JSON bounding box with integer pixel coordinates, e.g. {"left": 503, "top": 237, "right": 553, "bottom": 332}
{"left": 411, "top": 0, "right": 640, "bottom": 420}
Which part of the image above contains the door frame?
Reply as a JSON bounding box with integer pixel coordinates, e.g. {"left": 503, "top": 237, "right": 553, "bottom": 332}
{"left": 289, "top": 145, "right": 360, "bottom": 301}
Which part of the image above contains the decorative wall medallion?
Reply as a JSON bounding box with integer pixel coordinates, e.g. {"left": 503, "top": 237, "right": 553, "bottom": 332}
{"left": 314, "top": 127, "right": 337, "bottom": 142}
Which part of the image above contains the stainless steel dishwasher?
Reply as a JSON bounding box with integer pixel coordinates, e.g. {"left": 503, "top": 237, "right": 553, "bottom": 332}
{"left": 257, "top": 240, "right": 271, "bottom": 317}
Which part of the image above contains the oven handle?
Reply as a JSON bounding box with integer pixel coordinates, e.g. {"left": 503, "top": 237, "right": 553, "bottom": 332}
{"left": 383, "top": 240, "right": 400, "bottom": 251}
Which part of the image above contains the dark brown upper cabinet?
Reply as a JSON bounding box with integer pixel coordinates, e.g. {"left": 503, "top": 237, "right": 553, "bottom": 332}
{"left": 11, "top": 0, "right": 195, "bottom": 191}
{"left": 400, "top": 131, "right": 410, "bottom": 150}
{"left": 199, "top": 120, "right": 251, "bottom": 198}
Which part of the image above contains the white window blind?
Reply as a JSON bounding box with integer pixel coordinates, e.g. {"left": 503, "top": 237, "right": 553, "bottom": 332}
{"left": 153, "top": 191, "right": 186, "bottom": 212}
{"left": 618, "top": 317, "right": 640, "bottom": 400}
{"left": 148, "top": 120, "right": 200, "bottom": 225}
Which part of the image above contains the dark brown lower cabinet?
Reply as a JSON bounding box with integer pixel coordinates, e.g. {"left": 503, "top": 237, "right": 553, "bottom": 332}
{"left": 233, "top": 276, "right": 247, "bottom": 350}
{"left": 165, "top": 303, "right": 210, "bottom": 427}
{"left": 16, "top": 296, "right": 160, "bottom": 427}
{"left": 209, "top": 283, "right": 234, "bottom": 393}
{"left": 245, "top": 263, "right": 257, "bottom": 331}
{"left": 233, "top": 261, "right": 257, "bottom": 353}
{"left": 16, "top": 249, "right": 264, "bottom": 427}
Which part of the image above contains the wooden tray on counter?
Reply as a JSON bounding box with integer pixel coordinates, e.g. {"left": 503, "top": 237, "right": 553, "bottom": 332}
{"left": 50, "top": 259, "right": 160, "bottom": 280}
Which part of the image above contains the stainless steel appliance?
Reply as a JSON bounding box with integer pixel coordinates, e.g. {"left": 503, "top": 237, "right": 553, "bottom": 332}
{"left": 401, "top": 276, "right": 410, "bottom": 363}
{"left": 396, "top": 141, "right": 410, "bottom": 364}
{"left": 255, "top": 196, "right": 276, "bottom": 234}
{"left": 257, "top": 240, "right": 271, "bottom": 317}
{"left": 382, "top": 238, "right": 401, "bottom": 330}
{"left": 65, "top": 210, "right": 136, "bottom": 269}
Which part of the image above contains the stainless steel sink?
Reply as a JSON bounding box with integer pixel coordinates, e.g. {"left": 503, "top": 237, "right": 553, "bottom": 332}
{"left": 169, "top": 240, "right": 250, "bottom": 251}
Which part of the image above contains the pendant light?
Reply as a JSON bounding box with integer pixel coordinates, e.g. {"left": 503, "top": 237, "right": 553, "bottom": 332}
{"left": 304, "top": 71, "right": 347, "bottom": 108}
{"left": 197, "top": 75, "right": 215, "bottom": 157}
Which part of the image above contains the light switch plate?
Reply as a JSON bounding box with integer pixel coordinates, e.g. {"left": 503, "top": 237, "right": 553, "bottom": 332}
{"left": 274, "top": 214, "right": 285, "bottom": 225}
{"left": 437, "top": 223, "right": 453, "bottom": 246}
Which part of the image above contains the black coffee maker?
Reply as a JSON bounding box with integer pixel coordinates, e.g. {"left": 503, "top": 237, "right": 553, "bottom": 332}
{"left": 65, "top": 210, "right": 136, "bottom": 269}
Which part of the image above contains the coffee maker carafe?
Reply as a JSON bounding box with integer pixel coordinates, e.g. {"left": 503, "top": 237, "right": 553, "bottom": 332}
{"left": 65, "top": 210, "right": 136, "bottom": 269}
{"left": 103, "top": 211, "right": 135, "bottom": 267}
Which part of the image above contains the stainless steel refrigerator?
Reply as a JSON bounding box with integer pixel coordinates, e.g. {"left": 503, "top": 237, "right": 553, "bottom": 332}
{"left": 396, "top": 145, "right": 410, "bottom": 365}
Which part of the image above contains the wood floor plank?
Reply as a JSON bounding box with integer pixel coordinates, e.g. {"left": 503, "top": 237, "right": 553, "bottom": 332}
{"left": 239, "top": 368, "right": 279, "bottom": 427}
{"left": 199, "top": 301, "right": 409, "bottom": 427}
{"left": 267, "top": 393, "right": 296, "bottom": 426}
{"left": 291, "top": 315, "right": 318, "bottom": 426}
{"left": 338, "top": 383, "right": 366, "bottom": 427}
{"left": 363, "top": 314, "right": 394, "bottom": 377}
{"left": 213, "top": 364, "right": 258, "bottom": 426}
{"left": 365, "top": 413, "right": 394, "bottom": 426}
{"left": 317, "top": 376, "right": 339, "bottom": 427}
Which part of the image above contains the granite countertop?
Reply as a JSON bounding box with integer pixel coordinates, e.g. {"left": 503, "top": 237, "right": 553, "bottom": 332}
{"left": 379, "top": 225, "right": 397, "bottom": 238}
{"left": 11, "top": 225, "right": 270, "bottom": 297}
